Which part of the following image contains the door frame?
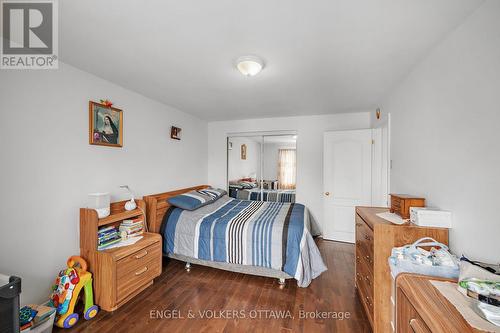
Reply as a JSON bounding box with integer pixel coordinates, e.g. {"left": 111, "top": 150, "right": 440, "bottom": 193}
{"left": 371, "top": 113, "right": 391, "bottom": 207}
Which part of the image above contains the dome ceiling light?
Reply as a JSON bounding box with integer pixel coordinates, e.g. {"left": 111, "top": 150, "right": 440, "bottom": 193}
{"left": 236, "top": 55, "right": 264, "bottom": 77}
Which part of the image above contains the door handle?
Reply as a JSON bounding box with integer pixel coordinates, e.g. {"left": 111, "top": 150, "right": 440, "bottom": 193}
{"left": 325, "top": 192, "right": 330, "bottom": 196}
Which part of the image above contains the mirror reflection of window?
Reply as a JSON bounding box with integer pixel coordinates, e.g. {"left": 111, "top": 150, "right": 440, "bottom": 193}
{"left": 263, "top": 135, "right": 297, "bottom": 191}
{"left": 278, "top": 148, "right": 296, "bottom": 189}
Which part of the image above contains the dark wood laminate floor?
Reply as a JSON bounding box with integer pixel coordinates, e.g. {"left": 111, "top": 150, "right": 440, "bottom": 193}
{"left": 55, "top": 240, "right": 371, "bottom": 333}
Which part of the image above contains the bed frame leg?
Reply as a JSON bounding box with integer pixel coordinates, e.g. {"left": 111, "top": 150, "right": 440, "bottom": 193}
{"left": 185, "top": 262, "right": 191, "bottom": 272}
{"left": 278, "top": 278, "right": 285, "bottom": 288}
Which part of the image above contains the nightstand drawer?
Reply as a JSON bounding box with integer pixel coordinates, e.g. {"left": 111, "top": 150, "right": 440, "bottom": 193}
{"left": 117, "top": 258, "right": 161, "bottom": 302}
{"left": 116, "top": 241, "right": 161, "bottom": 277}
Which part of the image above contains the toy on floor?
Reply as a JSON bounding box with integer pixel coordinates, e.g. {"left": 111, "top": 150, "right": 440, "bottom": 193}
{"left": 49, "top": 256, "right": 99, "bottom": 328}
{"left": 19, "top": 306, "right": 37, "bottom": 327}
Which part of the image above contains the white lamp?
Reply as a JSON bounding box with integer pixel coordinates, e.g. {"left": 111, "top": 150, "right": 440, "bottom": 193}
{"left": 120, "top": 185, "right": 137, "bottom": 211}
{"left": 236, "top": 55, "right": 264, "bottom": 76}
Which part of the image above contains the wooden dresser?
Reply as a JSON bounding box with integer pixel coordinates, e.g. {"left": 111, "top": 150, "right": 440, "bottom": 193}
{"left": 396, "top": 274, "right": 484, "bottom": 333}
{"left": 355, "top": 207, "right": 449, "bottom": 332}
{"left": 80, "top": 199, "right": 162, "bottom": 311}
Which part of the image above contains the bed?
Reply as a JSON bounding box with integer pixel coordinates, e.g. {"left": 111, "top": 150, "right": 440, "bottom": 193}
{"left": 144, "top": 185, "right": 326, "bottom": 287}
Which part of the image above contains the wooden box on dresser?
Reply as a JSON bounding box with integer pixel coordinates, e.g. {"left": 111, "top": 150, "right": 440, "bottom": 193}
{"left": 80, "top": 199, "right": 162, "bottom": 312}
{"left": 355, "top": 207, "right": 449, "bottom": 333}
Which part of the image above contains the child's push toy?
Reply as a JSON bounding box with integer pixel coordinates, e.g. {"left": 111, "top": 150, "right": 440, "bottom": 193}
{"left": 50, "top": 256, "right": 99, "bottom": 328}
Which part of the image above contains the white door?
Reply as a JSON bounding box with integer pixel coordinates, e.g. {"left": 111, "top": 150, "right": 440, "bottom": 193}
{"left": 323, "top": 129, "right": 372, "bottom": 243}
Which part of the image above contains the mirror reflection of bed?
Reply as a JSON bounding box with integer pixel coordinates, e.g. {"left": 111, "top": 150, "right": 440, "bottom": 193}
{"left": 227, "top": 134, "right": 297, "bottom": 203}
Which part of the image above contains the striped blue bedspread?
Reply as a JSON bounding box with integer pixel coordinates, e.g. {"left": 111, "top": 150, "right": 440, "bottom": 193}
{"left": 229, "top": 188, "right": 296, "bottom": 203}
{"left": 161, "top": 196, "right": 327, "bottom": 287}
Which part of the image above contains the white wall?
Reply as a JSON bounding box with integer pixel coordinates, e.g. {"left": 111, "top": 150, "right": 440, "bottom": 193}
{"left": 0, "top": 63, "right": 208, "bottom": 304}
{"left": 228, "top": 137, "right": 261, "bottom": 181}
{"left": 208, "top": 112, "right": 371, "bottom": 234}
{"left": 379, "top": 0, "right": 500, "bottom": 262}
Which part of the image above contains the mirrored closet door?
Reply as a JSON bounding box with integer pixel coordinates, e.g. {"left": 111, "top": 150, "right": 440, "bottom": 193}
{"left": 227, "top": 134, "right": 297, "bottom": 203}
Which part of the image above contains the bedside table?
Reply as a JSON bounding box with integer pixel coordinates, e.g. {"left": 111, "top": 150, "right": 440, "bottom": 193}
{"left": 80, "top": 200, "right": 162, "bottom": 312}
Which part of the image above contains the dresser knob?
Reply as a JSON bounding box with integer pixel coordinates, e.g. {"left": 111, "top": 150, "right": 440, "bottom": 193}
{"left": 365, "top": 275, "right": 371, "bottom": 286}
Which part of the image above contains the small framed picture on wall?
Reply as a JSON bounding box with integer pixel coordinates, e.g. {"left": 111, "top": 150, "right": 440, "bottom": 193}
{"left": 241, "top": 144, "right": 247, "bottom": 160}
{"left": 89, "top": 101, "right": 123, "bottom": 147}
{"left": 171, "top": 126, "right": 182, "bottom": 140}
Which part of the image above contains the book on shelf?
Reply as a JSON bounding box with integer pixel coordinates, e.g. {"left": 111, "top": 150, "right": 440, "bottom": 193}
{"left": 98, "top": 226, "right": 115, "bottom": 234}
{"left": 119, "top": 225, "right": 142, "bottom": 232}
{"left": 119, "top": 218, "right": 144, "bottom": 239}
{"left": 97, "top": 225, "right": 122, "bottom": 250}
{"left": 121, "top": 217, "right": 144, "bottom": 225}
{"left": 98, "top": 234, "right": 120, "bottom": 243}
{"left": 98, "top": 237, "right": 121, "bottom": 250}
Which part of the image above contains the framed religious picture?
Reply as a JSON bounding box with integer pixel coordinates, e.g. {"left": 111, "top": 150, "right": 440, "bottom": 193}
{"left": 89, "top": 101, "right": 123, "bottom": 147}
{"left": 171, "top": 126, "right": 182, "bottom": 140}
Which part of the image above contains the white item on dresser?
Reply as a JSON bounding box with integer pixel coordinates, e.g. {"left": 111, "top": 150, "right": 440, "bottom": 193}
{"left": 410, "top": 207, "right": 452, "bottom": 228}
{"left": 120, "top": 185, "right": 137, "bottom": 211}
{"left": 87, "top": 192, "right": 110, "bottom": 218}
{"left": 376, "top": 212, "right": 407, "bottom": 225}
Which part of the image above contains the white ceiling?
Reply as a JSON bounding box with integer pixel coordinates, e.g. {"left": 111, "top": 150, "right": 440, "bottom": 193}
{"left": 60, "top": 0, "right": 483, "bottom": 121}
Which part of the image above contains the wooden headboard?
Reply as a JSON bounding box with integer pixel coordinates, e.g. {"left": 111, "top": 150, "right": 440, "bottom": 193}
{"left": 143, "top": 185, "right": 209, "bottom": 233}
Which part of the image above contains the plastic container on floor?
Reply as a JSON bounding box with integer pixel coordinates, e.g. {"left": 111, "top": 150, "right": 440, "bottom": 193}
{"left": 0, "top": 273, "right": 22, "bottom": 333}
{"left": 20, "top": 301, "right": 56, "bottom": 333}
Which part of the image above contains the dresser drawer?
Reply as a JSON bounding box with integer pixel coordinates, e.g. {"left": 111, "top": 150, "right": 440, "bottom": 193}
{"left": 356, "top": 265, "right": 374, "bottom": 324}
{"left": 355, "top": 215, "right": 374, "bottom": 271}
{"left": 117, "top": 241, "right": 161, "bottom": 278}
{"left": 397, "top": 288, "right": 432, "bottom": 333}
{"left": 117, "top": 257, "right": 161, "bottom": 302}
{"left": 356, "top": 214, "right": 374, "bottom": 243}
{"left": 356, "top": 255, "right": 374, "bottom": 299}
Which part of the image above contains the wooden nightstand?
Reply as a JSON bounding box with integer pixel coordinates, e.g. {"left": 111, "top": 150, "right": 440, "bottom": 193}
{"left": 80, "top": 200, "right": 162, "bottom": 312}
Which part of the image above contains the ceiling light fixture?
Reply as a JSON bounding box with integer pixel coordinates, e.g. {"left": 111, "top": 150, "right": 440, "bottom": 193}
{"left": 236, "top": 55, "right": 264, "bottom": 77}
